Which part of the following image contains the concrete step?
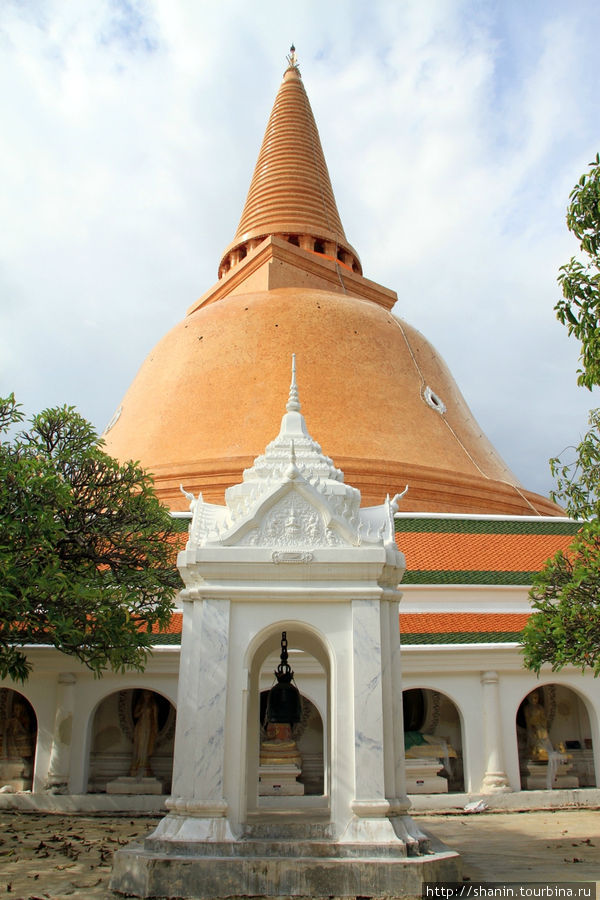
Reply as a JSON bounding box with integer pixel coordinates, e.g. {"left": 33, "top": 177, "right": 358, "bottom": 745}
{"left": 144, "top": 836, "right": 412, "bottom": 858}
{"left": 243, "top": 820, "right": 334, "bottom": 841}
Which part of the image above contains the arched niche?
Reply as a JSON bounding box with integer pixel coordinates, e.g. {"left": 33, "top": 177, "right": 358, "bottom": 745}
{"left": 245, "top": 623, "right": 331, "bottom": 816}
{"left": 402, "top": 687, "right": 465, "bottom": 793}
{"left": 0, "top": 689, "right": 37, "bottom": 792}
{"left": 517, "top": 685, "right": 596, "bottom": 790}
{"left": 87, "top": 689, "right": 176, "bottom": 793}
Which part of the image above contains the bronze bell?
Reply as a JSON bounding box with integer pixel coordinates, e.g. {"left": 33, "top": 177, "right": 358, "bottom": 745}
{"left": 265, "top": 631, "right": 302, "bottom": 726}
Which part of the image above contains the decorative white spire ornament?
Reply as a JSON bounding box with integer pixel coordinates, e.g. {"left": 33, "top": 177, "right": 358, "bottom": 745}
{"left": 287, "top": 353, "right": 301, "bottom": 413}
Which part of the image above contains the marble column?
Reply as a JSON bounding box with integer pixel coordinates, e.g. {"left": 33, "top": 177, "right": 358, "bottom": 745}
{"left": 480, "top": 670, "right": 511, "bottom": 793}
{"left": 340, "top": 599, "right": 401, "bottom": 842}
{"left": 386, "top": 597, "right": 410, "bottom": 812}
{"left": 351, "top": 599, "right": 385, "bottom": 803}
{"left": 159, "top": 596, "right": 235, "bottom": 841}
{"left": 46, "top": 673, "right": 76, "bottom": 793}
{"left": 381, "top": 596, "right": 427, "bottom": 854}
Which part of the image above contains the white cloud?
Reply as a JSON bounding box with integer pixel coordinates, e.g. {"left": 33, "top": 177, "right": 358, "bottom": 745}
{"left": 1, "top": 0, "right": 598, "bottom": 498}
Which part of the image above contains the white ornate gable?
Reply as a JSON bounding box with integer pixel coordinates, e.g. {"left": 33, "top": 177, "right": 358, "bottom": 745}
{"left": 237, "top": 484, "right": 355, "bottom": 549}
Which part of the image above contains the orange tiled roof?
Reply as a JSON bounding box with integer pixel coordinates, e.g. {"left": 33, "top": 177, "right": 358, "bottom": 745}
{"left": 400, "top": 612, "right": 529, "bottom": 633}
{"left": 399, "top": 611, "right": 530, "bottom": 644}
{"left": 151, "top": 612, "right": 182, "bottom": 635}
{"left": 396, "top": 531, "right": 573, "bottom": 572}
{"left": 395, "top": 517, "right": 579, "bottom": 584}
{"left": 156, "top": 517, "right": 579, "bottom": 643}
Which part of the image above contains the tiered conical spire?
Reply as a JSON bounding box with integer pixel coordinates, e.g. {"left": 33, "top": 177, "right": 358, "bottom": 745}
{"left": 219, "top": 49, "right": 361, "bottom": 278}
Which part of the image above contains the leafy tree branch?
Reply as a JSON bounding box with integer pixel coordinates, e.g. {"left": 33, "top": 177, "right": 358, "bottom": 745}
{"left": 521, "top": 156, "right": 600, "bottom": 675}
{"left": 0, "top": 395, "right": 181, "bottom": 682}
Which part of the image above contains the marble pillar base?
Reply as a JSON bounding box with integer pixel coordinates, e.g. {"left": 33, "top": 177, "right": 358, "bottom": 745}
{"left": 338, "top": 812, "right": 431, "bottom": 856}
{"left": 480, "top": 772, "right": 512, "bottom": 793}
{"left": 259, "top": 763, "right": 304, "bottom": 796}
{"left": 106, "top": 776, "right": 163, "bottom": 795}
{"left": 45, "top": 780, "right": 69, "bottom": 795}
{"left": 405, "top": 758, "right": 448, "bottom": 793}
{"left": 149, "top": 813, "right": 237, "bottom": 843}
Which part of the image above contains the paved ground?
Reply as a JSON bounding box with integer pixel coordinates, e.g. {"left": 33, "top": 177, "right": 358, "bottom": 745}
{"left": 0, "top": 812, "right": 161, "bottom": 899}
{"left": 0, "top": 808, "right": 598, "bottom": 898}
{"left": 416, "top": 808, "right": 600, "bottom": 885}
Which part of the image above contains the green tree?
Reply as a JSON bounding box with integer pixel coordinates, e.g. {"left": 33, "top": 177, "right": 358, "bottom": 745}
{"left": 0, "top": 395, "right": 180, "bottom": 682}
{"left": 522, "top": 155, "right": 600, "bottom": 674}
{"left": 556, "top": 152, "right": 600, "bottom": 391}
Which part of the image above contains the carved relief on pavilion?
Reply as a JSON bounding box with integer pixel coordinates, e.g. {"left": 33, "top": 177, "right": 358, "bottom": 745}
{"left": 239, "top": 493, "right": 346, "bottom": 549}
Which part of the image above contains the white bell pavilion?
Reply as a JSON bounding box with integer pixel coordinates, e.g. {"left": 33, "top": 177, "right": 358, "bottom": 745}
{"left": 111, "top": 358, "right": 460, "bottom": 898}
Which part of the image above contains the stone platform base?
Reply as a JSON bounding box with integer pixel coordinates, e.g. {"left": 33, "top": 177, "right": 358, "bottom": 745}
{"left": 0, "top": 778, "right": 29, "bottom": 792}
{"left": 259, "top": 763, "right": 304, "bottom": 796}
{"left": 111, "top": 827, "right": 461, "bottom": 898}
{"left": 107, "top": 777, "right": 164, "bottom": 795}
{"left": 405, "top": 759, "right": 447, "bottom": 794}
{"left": 111, "top": 846, "right": 460, "bottom": 899}
{"left": 525, "top": 774, "right": 579, "bottom": 790}
{"left": 523, "top": 760, "right": 579, "bottom": 791}
{"left": 0, "top": 760, "right": 31, "bottom": 793}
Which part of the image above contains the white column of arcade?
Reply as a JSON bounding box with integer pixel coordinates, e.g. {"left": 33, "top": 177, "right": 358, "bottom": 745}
{"left": 46, "top": 672, "right": 77, "bottom": 793}
{"left": 480, "top": 669, "right": 511, "bottom": 793}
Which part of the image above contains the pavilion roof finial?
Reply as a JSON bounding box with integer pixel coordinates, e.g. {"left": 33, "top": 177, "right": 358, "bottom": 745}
{"left": 286, "top": 44, "right": 298, "bottom": 69}
{"left": 287, "top": 353, "right": 301, "bottom": 413}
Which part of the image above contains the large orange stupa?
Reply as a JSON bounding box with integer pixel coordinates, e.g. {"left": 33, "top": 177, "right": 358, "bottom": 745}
{"left": 103, "top": 51, "right": 560, "bottom": 517}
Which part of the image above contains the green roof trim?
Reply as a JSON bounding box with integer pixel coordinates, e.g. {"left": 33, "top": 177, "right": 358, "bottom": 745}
{"left": 150, "top": 633, "right": 182, "bottom": 645}
{"left": 402, "top": 631, "right": 524, "bottom": 645}
{"left": 171, "top": 517, "right": 191, "bottom": 533}
{"left": 401, "top": 570, "right": 536, "bottom": 585}
{"left": 395, "top": 518, "right": 579, "bottom": 536}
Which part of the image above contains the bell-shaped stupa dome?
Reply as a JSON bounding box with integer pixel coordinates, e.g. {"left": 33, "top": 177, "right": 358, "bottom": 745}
{"left": 102, "top": 50, "right": 561, "bottom": 517}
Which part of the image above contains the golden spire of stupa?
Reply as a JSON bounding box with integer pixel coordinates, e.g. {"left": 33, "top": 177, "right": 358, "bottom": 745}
{"left": 219, "top": 47, "right": 361, "bottom": 277}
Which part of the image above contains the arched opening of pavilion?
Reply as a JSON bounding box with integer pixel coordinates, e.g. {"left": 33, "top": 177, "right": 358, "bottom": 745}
{"left": 517, "top": 685, "right": 596, "bottom": 790}
{"left": 259, "top": 690, "right": 325, "bottom": 796}
{"left": 403, "top": 687, "right": 465, "bottom": 793}
{"left": 87, "top": 689, "right": 176, "bottom": 794}
{"left": 246, "top": 624, "right": 330, "bottom": 819}
{"left": 0, "top": 688, "right": 37, "bottom": 792}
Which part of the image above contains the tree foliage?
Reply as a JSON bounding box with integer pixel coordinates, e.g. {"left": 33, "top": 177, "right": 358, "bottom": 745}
{"left": 522, "top": 517, "right": 600, "bottom": 675}
{"left": 0, "top": 395, "right": 180, "bottom": 682}
{"left": 556, "top": 152, "right": 600, "bottom": 390}
{"left": 522, "top": 155, "right": 600, "bottom": 675}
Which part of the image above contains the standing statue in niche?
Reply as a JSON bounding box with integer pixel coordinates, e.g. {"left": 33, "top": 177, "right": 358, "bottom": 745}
{"left": 524, "top": 691, "right": 553, "bottom": 761}
{"left": 130, "top": 691, "right": 159, "bottom": 777}
{"left": 0, "top": 697, "right": 34, "bottom": 791}
{"left": 3, "top": 698, "right": 33, "bottom": 762}
{"left": 523, "top": 690, "right": 574, "bottom": 790}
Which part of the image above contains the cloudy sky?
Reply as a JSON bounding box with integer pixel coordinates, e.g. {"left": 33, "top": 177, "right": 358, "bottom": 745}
{"left": 1, "top": 0, "right": 598, "bottom": 500}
